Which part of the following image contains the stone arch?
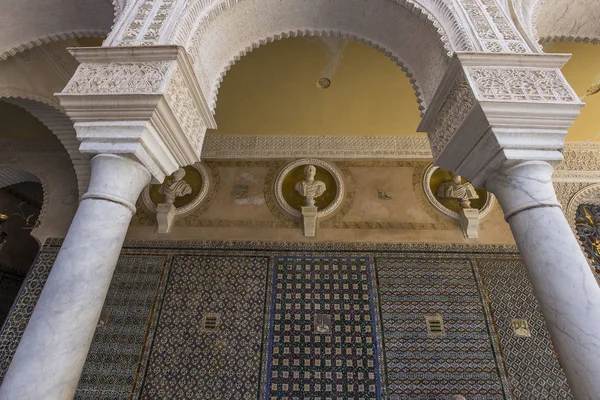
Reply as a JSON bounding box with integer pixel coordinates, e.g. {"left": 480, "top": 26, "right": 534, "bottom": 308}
{"left": 0, "top": 0, "right": 114, "bottom": 60}
{"left": 0, "top": 95, "right": 90, "bottom": 198}
{"left": 530, "top": 0, "right": 600, "bottom": 45}
{"left": 170, "top": 0, "right": 470, "bottom": 114}
{"left": 0, "top": 167, "right": 48, "bottom": 246}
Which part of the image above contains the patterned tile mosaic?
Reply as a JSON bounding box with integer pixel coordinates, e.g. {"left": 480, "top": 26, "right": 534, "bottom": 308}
{"left": 575, "top": 204, "right": 600, "bottom": 273}
{"left": 0, "top": 241, "right": 575, "bottom": 399}
{"left": 0, "top": 249, "right": 57, "bottom": 384}
{"left": 478, "top": 259, "right": 573, "bottom": 399}
{"left": 141, "top": 254, "right": 269, "bottom": 400}
{"left": 75, "top": 255, "right": 168, "bottom": 400}
{"left": 376, "top": 257, "right": 508, "bottom": 399}
{"left": 263, "top": 255, "right": 382, "bottom": 399}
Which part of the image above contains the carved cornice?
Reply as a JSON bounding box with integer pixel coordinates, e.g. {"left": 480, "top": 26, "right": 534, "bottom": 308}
{"left": 201, "top": 135, "right": 433, "bottom": 159}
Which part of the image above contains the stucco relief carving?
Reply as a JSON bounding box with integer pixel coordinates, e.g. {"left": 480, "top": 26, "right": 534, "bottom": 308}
{"left": 466, "top": 67, "right": 578, "bottom": 102}
{"left": 165, "top": 66, "right": 206, "bottom": 152}
{"left": 63, "top": 62, "right": 171, "bottom": 94}
{"left": 456, "top": 0, "right": 530, "bottom": 52}
{"left": 116, "top": 0, "right": 176, "bottom": 46}
{"left": 201, "top": 135, "right": 433, "bottom": 159}
{"left": 426, "top": 73, "right": 477, "bottom": 158}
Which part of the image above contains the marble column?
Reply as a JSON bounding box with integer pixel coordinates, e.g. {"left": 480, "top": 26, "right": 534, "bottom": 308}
{"left": 487, "top": 160, "right": 600, "bottom": 400}
{"left": 0, "top": 154, "right": 150, "bottom": 400}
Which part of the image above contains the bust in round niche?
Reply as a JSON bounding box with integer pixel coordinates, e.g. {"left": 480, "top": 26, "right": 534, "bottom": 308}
{"left": 280, "top": 163, "right": 338, "bottom": 214}
{"left": 423, "top": 164, "right": 495, "bottom": 239}
{"left": 147, "top": 165, "right": 205, "bottom": 210}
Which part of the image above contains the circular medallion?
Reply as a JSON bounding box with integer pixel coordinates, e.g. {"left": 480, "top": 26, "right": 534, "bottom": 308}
{"left": 275, "top": 159, "right": 344, "bottom": 218}
{"left": 142, "top": 163, "right": 211, "bottom": 215}
{"left": 423, "top": 164, "right": 495, "bottom": 219}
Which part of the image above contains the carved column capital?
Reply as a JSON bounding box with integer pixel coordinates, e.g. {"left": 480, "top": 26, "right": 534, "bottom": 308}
{"left": 418, "top": 52, "right": 584, "bottom": 188}
{"left": 56, "top": 45, "right": 216, "bottom": 182}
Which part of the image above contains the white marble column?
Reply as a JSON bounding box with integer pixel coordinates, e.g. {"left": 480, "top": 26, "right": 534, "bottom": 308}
{"left": 0, "top": 154, "right": 150, "bottom": 400}
{"left": 487, "top": 160, "right": 600, "bottom": 400}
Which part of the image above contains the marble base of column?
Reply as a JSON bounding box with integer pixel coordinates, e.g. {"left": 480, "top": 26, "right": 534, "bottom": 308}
{"left": 0, "top": 154, "right": 151, "bottom": 400}
{"left": 487, "top": 161, "right": 600, "bottom": 400}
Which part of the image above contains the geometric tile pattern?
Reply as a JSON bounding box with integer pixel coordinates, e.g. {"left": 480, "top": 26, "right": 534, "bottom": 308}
{"left": 0, "top": 250, "right": 57, "bottom": 385}
{"left": 376, "top": 257, "right": 508, "bottom": 399}
{"left": 74, "top": 255, "right": 168, "bottom": 400}
{"left": 141, "top": 255, "right": 269, "bottom": 400}
{"left": 265, "top": 256, "right": 381, "bottom": 399}
{"left": 575, "top": 204, "right": 600, "bottom": 273}
{"left": 0, "top": 272, "right": 23, "bottom": 328}
{"left": 478, "top": 259, "right": 573, "bottom": 399}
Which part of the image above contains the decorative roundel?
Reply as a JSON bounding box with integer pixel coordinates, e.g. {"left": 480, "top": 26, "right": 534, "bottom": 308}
{"left": 275, "top": 159, "right": 344, "bottom": 218}
{"left": 142, "top": 162, "right": 211, "bottom": 215}
{"left": 423, "top": 163, "right": 495, "bottom": 220}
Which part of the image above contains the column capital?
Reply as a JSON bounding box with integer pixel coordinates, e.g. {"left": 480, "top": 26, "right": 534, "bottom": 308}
{"left": 55, "top": 45, "right": 216, "bottom": 182}
{"left": 418, "top": 52, "right": 584, "bottom": 188}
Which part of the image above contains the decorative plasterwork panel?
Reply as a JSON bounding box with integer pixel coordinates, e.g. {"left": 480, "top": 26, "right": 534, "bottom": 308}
{"left": 63, "top": 62, "right": 171, "bottom": 94}
{"left": 455, "top": 0, "right": 531, "bottom": 53}
{"left": 426, "top": 73, "right": 477, "bottom": 159}
{"left": 164, "top": 66, "right": 206, "bottom": 151}
{"left": 201, "top": 135, "right": 433, "bottom": 159}
{"left": 116, "top": 0, "right": 177, "bottom": 46}
{"left": 465, "top": 67, "right": 578, "bottom": 102}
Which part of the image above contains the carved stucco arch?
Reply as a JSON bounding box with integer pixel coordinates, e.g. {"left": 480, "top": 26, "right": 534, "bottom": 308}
{"left": 0, "top": 0, "right": 115, "bottom": 61}
{"left": 170, "top": 0, "right": 459, "bottom": 113}
{"left": 0, "top": 92, "right": 90, "bottom": 198}
{"left": 517, "top": 0, "right": 600, "bottom": 45}
{"left": 0, "top": 166, "right": 49, "bottom": 246}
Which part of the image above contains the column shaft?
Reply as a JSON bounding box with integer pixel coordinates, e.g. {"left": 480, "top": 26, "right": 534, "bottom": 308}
{"left": 0, "top": 154, "right": 150, "bottom": 400}
{"left": 488, "top": 161, "right": 600, "bottom": 400}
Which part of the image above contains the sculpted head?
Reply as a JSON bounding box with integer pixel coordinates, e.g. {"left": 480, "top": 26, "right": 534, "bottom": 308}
{"left": 450, "top": 171, "right": 462, "bottom": 184}
{"left": 304, "top": 165, "right": 317, "bottom": 181}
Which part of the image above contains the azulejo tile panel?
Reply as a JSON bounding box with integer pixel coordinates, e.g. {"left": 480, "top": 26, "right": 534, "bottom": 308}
{"left": 141, "top": 254, "right": 269, "bottom": 400}
{"left": 478, "top": 259, "right": 573, "bottom": 399}
{"left": 0, "top": 249, "right": 58, "bottom": 384}
{"left": 375, "top": 257, "right": 509, "bottom": 399}
{"left": 263, "top": 255, "right": 382, "bottom": 399}
{"left": 75, "top": 255, "right": 169, "bottom": 399}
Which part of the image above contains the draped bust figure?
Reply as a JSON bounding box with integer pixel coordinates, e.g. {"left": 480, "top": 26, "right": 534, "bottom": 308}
{"left": 294, "top": 165, "right": 327, "bottom": 206}
{"left": 159, "top": 168, "right": 192, "bottom": 205}
{"left": 437, "top": 172, "right": 479, "bottom": 209}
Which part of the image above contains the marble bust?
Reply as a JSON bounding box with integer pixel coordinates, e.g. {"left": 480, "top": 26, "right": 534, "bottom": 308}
{"left": 159, "top": 168, "right": 193, "bottom": 205}
{"left": 294, "top": 165, "right": 327, "bottom": 206}
{"left": 437, "top": 172, "right": 479, "bottom": 209}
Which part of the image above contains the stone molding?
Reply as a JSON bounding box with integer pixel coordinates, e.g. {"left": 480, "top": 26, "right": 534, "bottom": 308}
{"left": 201, "top": 135, "right": 434, "bottom": 159}
{"left": 57, "top": 46, "right": 216, "bottom": 181}
{"left": 274, "top": 159, "right": 345, "bottom": 218}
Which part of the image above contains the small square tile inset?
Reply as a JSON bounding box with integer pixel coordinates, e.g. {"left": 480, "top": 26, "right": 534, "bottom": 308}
{"left": 314, "top": 314, "right": 332, "bottom": 335}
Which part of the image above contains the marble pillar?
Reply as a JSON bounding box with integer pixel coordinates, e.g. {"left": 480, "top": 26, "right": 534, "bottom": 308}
{"left": 487, "top": 160, "right": 600, "bottom": 400}
{"left": 0, "top": 154, "right": 151, "bottom": 400}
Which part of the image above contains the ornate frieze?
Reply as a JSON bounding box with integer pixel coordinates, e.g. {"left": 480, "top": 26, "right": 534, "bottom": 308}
{"left": 455, "top": 0, "right": 530, "bottom": 53}
{"left": 63, "top": 62, "right": 171, "bottom": 94}
{"left": 165, "top": 66, "right": 206, "bottom": 152}
{"left": 426, "top": 73, "right": 477, "bottom": 159}
{"left": 201, "top": 135, "right": 433, "bottom": 159}
{"left": 465, "top": 67, "right": 578, "bottom": 103}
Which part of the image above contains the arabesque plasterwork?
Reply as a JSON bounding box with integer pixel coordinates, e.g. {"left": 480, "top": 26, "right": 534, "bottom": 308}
{"left": 63, "top": 62, "right": 171, "bottom": 94}
{"left": 465, "top": 67, "right": 578, "bottom": 102}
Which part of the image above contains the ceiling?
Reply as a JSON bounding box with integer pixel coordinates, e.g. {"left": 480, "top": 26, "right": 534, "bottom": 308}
{"left": 210, "top": 37, "right": 423, "bottom": 137}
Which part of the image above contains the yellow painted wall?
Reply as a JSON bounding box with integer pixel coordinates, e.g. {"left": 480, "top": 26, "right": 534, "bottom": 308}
{"left": 211, "top": 38, "right": 423, "bottom": 136}
{"left": 545, "top": 41, "right": 600, "bottom": 142}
